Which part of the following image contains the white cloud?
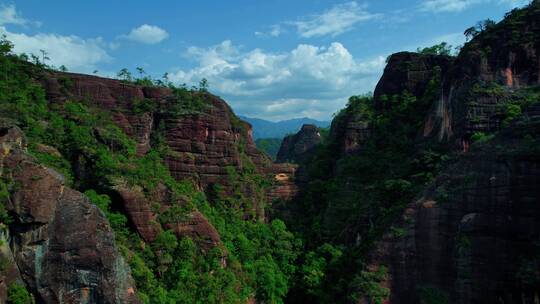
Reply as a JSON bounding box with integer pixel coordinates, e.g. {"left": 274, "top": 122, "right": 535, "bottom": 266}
{"left": 419, "top": 0, "right": 530, "bottom": 12}
{"left": 0, "top": 26, "right": 111, "bottom": 71}
{"left": 169, "top": 41, "right": 385, "bottom": 120}
{"left": 0, "top": 4, "right": 40, "bottom": 27}
{"left": 420, "top": 0, "right": 480, "bottom": 12}
{"left": 255, "top": 25, "right": 283, "bottom": 37}
{"left": 125, "top": 24, "right": 168, "bottom": 44}
{"left": 292, "top": 2, "right": 381, "bottom": 38}
{"left": 256, "top": 1, "right": 380, "bottom": 39}
{"left": 0, "top": 4, "right": 28, "bottom": 26}
{"left": 499, "top": 0, "right": 531, "bottom": 7}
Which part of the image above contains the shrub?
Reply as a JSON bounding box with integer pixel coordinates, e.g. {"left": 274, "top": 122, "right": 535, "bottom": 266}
{"left": 7, "top": 282, "right": 33, "bottom": 304}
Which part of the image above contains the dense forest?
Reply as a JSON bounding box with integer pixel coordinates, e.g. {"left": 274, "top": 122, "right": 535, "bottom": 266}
{"left": 0, "top": 1, "right": 539, "bottom": 304}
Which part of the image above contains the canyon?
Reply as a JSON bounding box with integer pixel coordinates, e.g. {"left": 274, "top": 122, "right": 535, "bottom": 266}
{"left": 0, "top": 2, "right": 539, "bottom": 304}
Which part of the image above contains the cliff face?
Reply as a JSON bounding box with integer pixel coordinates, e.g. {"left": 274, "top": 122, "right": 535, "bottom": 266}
{"left": 0, "top": 122, "right": 139, "bottom": 303}
{"left": 276, "top": 3, "right": 540, "bottom": 303}
{"left": 374, "top": 52, "right": 453, "bottom": 111}
{"left": 276, "top": 124, "right": 322, "bottom": 163}
{"left": 42, "top": 73, "right": 296, "bottom": 239}
{"left": 423, "top": 4, "right": 540, "bottom": 145}
{"left": 367, "top": 105, "right": 540, "bottom": 303}
{"left": 356, "top": 3, "right": 540, "bottom": 303}
{"left": 44, "top": 73, "right": 272, "bottom": 190}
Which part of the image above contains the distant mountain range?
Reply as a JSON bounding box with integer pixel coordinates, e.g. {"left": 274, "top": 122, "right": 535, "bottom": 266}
{"left": 239, "top": 116, "right": 330, "bottom": 139}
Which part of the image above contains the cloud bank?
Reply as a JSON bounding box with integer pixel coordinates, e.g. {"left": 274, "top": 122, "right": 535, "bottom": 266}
{"left": 169, "top": 40, "right": 385, "bottom": 120}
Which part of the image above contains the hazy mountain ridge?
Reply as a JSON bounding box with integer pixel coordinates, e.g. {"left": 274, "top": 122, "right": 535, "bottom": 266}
{"left": 239, "top": 116, "right": 330, "bottom": 139}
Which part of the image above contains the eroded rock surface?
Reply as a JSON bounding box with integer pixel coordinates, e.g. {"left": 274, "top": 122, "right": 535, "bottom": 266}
{"left": 276, "top": 124, "right": 321, "bottom": 163}
{"left": 364, "top": 102, "right": 540, "bottom": 303}
{"left": 0, "top": 123, "right": 139, "bottom": 304}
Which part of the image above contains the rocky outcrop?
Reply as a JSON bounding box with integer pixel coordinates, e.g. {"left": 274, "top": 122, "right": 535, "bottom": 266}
{"left": 423, "top": 2, "right": 540, "bottom": 145}
{"left": 329, "top": 105, "right": 372, "bottom": 156}
{"left": 0, "top": 122, "right": 139, "bottom": 303}
{"left": 164, "top": 211, "right": 222, "bottom": 252}
{"left": 159, "top": 94, "right": 271, "bottom": 191}
{"left": 266, "top": 163, "right": 299, "bottom": 203}
{"left": 374, "top": 52, "right": 453, "bottom": 111}
{"left": 365, "top": 104, "right": 540, "bottom": 303}
{"left": 43, "top": 73, "right": 284, "bottom": 197}
{"left": 113, "top": 181, "right": 223, "bottom": 254}
{"left": 276, "top": 124, "right": 322, "bottom": 163}
{"left": 42, "top": 72, "right": 296, "bottom": 245}
{"left": 43, "top": 73, "right": 161, "bottom": 156}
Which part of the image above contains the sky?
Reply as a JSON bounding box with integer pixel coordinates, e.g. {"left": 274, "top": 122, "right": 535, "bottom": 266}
{"left": 0, "top": 0, "right": 531, "bottom": 121}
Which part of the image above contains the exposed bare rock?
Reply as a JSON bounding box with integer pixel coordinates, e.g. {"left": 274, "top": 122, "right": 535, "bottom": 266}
{"left": 363, "top": 105, "right": 540, "bottom": 303}
{"left": 276, "top": 124, "right": 321, "bottom": 163}
{"left": 113, "top": 183, "right": 162, "bottom": 243}
{"left": 266, "top": 163, "right": 299, "bottom": 203}
{"left": 0, "top": 123, "right": 139, "bottom": 304}
{"left": 423, "top": 4, "right": 540, "bottom": 146}
{"left": 164, "top": 211, "right": 222, "bottom": 252}
{"left": 374, "top": 52, "right": 453, "bottom": 111}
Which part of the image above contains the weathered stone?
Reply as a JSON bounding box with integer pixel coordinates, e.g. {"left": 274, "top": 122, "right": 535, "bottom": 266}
{"left": 374, "top": 52, "right": 453, "bottom": 111}
{"left": 276, "top": 124, "right": 321, "bottom": 163}
{"left": 0, "top": 124, "right": 139, "bottom": 304}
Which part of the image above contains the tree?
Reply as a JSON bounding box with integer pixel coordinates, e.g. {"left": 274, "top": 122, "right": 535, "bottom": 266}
{"left": 475, "top": 19, "right": 496, "bottom": 32}
{"left": 58, "top": 65, "right": 68, "bottom": 72}
{"left": 199, "top": 78, "right": 209, "bottom": 92}
{"left": 136, "top": 67, "right": 145, "bottom": 77}
{"left": 464, "top": 26, "right": 479, "bottom": 41}
{"left": 117, "top": 68, "right": 132, "bottom": 82}
{"left": 39, "top": 49, "right": 50, "bottom": 64}
{"left": 7, "top": 283, "right": 32, "bottom": 304}
{"left": 417, "top": 42, "right": 453, "bottom": 56}
{"left": 0, "top": 35, "right": 13, "bottom": 56}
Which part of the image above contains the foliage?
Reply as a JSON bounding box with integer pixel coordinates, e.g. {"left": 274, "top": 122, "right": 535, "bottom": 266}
{"left": 417, "top": 286, "right": 449, "bottom": 304}
{"left": 255, "top": 138, "right": 282, "bottom": 159}
{"left": 281, "top": 69, "right": 452, "bottom": 302}
{"left": 350, "top": 266, "right": 390, "bottom": 304}
{"left": 417, "top": 42, "right": 454, "bottom": 56}
{"left": 471, "top": 131, "right": 495, "bottom": 144}
{"left": 0, "top": 178, "right": 12, "bottom": 224}
{"left": 7, "top": 283, "right": 33, "bottom": 304}
{"left": 0, "top": 36, "right": 302, "bottom": 304}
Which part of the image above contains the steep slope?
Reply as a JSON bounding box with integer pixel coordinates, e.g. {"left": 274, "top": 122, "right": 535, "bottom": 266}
{"left": 423, "top": 3, "right": 540, "bottom": 145}
{"left": 279, "top": 2, "right": 540, "bottom": 303}
{"left": 366, "top": 105, "right": 540, "bottom": 303}
{"left": 0, "top": 38, "right": 301, "bottom": 303}
{"left": 276, "top": 124, "right": 322, "bottom": 163}
{"left": 0, "top": 122, "right": 139, "bottom": 303}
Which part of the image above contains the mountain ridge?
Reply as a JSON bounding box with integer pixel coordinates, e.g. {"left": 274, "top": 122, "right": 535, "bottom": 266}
{"left": 239, "top": 115, "right": 330, "bottom": 139}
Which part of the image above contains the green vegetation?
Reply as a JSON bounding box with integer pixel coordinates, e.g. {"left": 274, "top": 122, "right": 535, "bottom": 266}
{"left": 255, "top": 138, "right": 282, "bottom": 159}
{"left": 0, "top": 36, "right": 301, "bottom": 304}
{"left": 471, "top": 131, "right": 495, "bottom": 144}
{"left": 351, "top": 266, "right": 390, "bottom": 304}
{"left": 417, "top": 42, "right": 455, "bottom": 56}
{"left": 7, "top": 283, "right": 33, "bottom": 304}
{"left": 418, "top": 286, "right": 449, "bottom": 304}
{"left": 280, "top": 68, "right": 453, "bottom": 302}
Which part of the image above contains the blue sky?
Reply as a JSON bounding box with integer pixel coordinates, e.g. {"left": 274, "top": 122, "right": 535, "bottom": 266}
{"left": 0, "top": 0, "right": 530, "bottom": 121}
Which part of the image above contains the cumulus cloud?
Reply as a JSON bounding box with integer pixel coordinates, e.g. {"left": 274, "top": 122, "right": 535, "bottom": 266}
{"left": 0, "top": 26, "right": 111, "bottom": 71}
{"left": 419, "top": 0, "right": 530, "bottom": 13}
{"left": 125, "top": 24, "right": 168, "bottom": 44}
{"left": 169, "top": 40, "right": 385, "bottom": 120}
